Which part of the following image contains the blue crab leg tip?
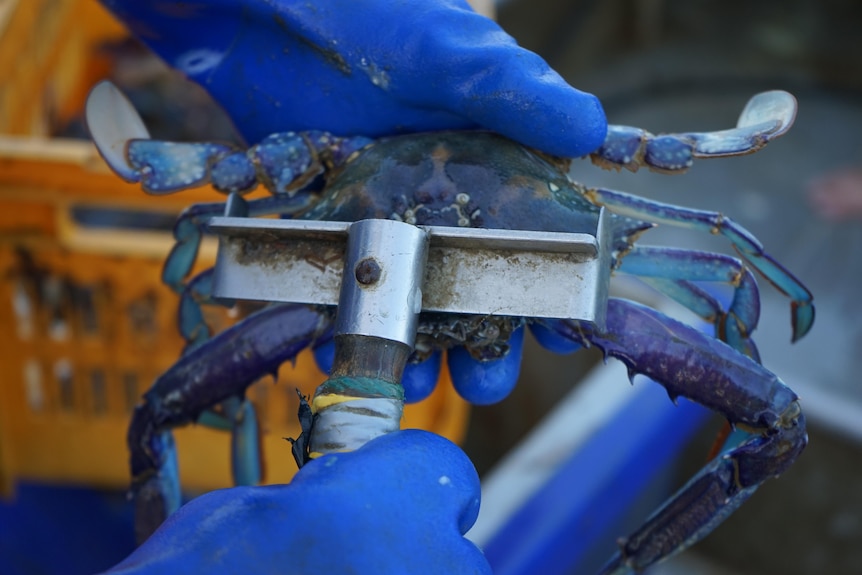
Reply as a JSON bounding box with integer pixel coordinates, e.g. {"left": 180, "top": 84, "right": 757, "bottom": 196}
{"left": 231, "top": 400, "right": 262, "bottom": 486}
{"left": 86, "top": 81, "right": 151, "bottom": 182}
{"left": 592, "top": 91, "right": 797, "bottom": 172}
{"left": 792, "top": 303, "right": 816, "bottom": 342}
{"left": 129, "top": 430, "right": 181, "bottom": 543}
{"left": 731, "top": 250, "right": 814, "bottom": 343}
{"left": 737, "top": 91, "right": 798, "bottom": 137}
{"left": 743, "top": 338, "right": 762, "bottom": 364}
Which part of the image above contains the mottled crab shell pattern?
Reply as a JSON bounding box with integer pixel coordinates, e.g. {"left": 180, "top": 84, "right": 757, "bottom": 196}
{"left": 300, "top": 132, "right": 651, "bottom": 361}
{"left": 303, "top": 131, "right": 647, "bottom": 248}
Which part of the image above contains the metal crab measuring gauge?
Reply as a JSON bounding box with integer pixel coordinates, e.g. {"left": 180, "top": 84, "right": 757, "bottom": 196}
{"left": 209, "top": 212, "right": 612, "bottom": 334}
{"left": 210, "top": 213, "right": 611, "bottom": 463}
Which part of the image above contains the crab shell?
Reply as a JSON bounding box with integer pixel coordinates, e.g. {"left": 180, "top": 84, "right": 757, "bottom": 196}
{"left": 300, "top": 131, "right": 647, "bottom": 359}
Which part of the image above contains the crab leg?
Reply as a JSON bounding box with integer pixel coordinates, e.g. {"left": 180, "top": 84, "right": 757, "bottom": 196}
{"left": 166, "top": 193, "right": 316, "bottom": 472}
{"left": 164, "top": 193, "right": 316, "bottom": 294}
{"left": 123, "top": 130, "right": 369, "bottom": 196}
{"left": 192, "top": 395, "right": 263, "bottom": 487}
{"left": 128, "top": 303, "right": 332, "bottom": 542}
{"left": 641, "top": 277, "right": 761, "bottom": 362}
{"left": 86, "top": 80, "right": 367, "bottom": 302}
{"left": 87, "top": 81, "right": 371, "bottom": 197}
{"left": 176, "top": 268, "right": 218, "bottom": 351}
{"left": 164, "top": 192, "right": 314, "bottom": 354}
{"left": 617, "top": 246, "right": 761, "bottom": 360}
{"left": 170, "top": 196, "right": 268, "bottom": 489}
{"left": 224, "top": 396, "right": 262, "bottom": 486}
{"left": 586, "top": 187, "right": 814, "bottom": 341}
{"left": 541, "top": 298, "right": 807, "bottom": 574}
{"left": 591, "top": 91, "right": 797, "bottom": 174}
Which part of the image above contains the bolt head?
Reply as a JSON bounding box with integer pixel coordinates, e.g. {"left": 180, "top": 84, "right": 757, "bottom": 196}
{"left": 355, "top": 257, "right": 382, "bottom": 285}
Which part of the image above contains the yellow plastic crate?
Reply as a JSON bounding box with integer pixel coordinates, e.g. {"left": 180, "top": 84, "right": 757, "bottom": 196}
{"left": 0, "top": 0, "right": 468, "bottom": 497}
{"left": 0, "top": 0, "right": 126, "bottom": 136}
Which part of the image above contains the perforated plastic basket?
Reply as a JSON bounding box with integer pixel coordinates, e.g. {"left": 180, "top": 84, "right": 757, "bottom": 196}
{"left": 0, "top": 0, "right": 468, "bottom": 497}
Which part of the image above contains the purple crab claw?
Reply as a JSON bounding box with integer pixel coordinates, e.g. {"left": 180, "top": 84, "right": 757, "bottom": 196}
{"left": 541, "top": 298, "right": 807, "bottom": 575}
{"left": 128, "top": 303, "right": 333, "bottom": 542}
{"left": 592, "top": 90, "right": 797, "bottom": 173}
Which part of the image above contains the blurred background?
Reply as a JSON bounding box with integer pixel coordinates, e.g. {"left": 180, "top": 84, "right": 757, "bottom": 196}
{"left": 479, "top": 1, "right": 862, "bottom": 574}
{"left": 1, "top": 0, "right": 861, "bottom": 574}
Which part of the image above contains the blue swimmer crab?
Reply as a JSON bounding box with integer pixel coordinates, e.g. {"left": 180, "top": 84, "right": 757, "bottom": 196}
{"left": 87, "top": 82, "right": 812, "bottom": 573}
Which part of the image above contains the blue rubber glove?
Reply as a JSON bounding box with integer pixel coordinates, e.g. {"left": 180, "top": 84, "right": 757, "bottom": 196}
{"left": 104, "top": 430, "right": 490, "bottom": 575}
{"left": 99, "top": 0, "right": 606, "bottom": 405}
{"left": 98, "top": 0, "right": 605, "bottom": 158}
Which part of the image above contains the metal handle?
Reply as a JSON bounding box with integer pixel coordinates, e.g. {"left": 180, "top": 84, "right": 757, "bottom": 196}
{"left": 310, "top": 219, "right": 429, "bottom": 457}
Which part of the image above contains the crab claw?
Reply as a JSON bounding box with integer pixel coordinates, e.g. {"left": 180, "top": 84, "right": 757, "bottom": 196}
{"left": 85, "top": 80, "right": 150, "bottom": 182}
{"left": 593, "top": 90, "right": 798, "bottom": 174}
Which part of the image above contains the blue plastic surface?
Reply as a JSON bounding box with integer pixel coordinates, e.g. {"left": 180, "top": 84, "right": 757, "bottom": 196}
{"left": 483, "top": 379, "right": 710, "bottom": 575}
{"left": 0, "top": 483, "right": 135, "bottom": 575}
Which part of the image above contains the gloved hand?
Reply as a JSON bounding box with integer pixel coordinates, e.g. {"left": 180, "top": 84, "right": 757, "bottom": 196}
{"left": 104, "top": 430, "right": 490, "bottom": 574}
{"left": 99, "top": 0, "right": 605, "bottom": 158}
{"left": 100, "top": 0, "right": 605, "bottom": 405}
